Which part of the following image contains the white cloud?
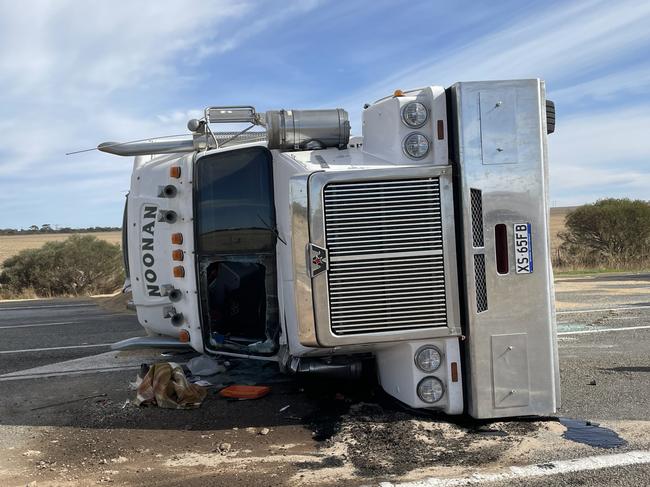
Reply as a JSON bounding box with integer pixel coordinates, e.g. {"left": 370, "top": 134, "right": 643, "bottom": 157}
{"left": 547, "top": 104, "right": 650, "bottom": 204}
{"left": 328, "top": 0, "right": 650, "bottom": 206}
{"left": 549, "top": 65, "right": 650, "bottom": 105}
{"left": 0, "top": 0, "right": 323, "bottom": 228}
{"left": 337, "top": 0, "right": 650, "bottom": 124}
{"left": 1, "top": 0, "right": 648, "bottom": 227}
{"left": 0, "top": 0, "right": 255, "bottom": 180}
{"left": 0, "top": 1, "right": 251, "bottom": 98}
{"left": 549, "top": 105, "right": 650, "bottom": 169}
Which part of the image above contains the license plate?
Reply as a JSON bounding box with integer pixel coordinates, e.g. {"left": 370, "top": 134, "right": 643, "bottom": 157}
{"left": 513, "top": 223, "right": 533, "bottom": 274}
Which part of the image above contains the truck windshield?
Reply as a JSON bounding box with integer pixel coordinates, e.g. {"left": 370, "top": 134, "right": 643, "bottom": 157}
{"left": 194, "top": 146, "right": 279, "bottom": 356}
{"left": 195, "top": 147, "right": 275, "bottom": 253}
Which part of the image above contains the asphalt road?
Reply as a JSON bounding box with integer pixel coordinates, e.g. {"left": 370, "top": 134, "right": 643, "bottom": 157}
{"left": 0, "top": 298, "right": 142, "bottom": 375}
{"left": 0, "top": 273, "right": 648, "bottom": 486}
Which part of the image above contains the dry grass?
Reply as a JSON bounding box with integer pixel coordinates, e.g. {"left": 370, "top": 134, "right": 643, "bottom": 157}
{"left": 0, "top": 232, "right": 121, "bottom": 266}
{"left": 549, "top": 206, "right": 574, "bottom": 257}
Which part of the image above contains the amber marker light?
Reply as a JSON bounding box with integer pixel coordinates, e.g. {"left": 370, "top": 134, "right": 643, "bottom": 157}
{"left": 179, "top": 330, "right": 190, "bottom": 343}
{"left": 171, "top": 233, "right": 183, "bottom": 245}
{"left": 173, "top": 266, "right": 185, "bottom": 278}
{"left": 170, "top": 166, "right": 181, "bottom": 178}
{"left": 172, "top": 249, "right": 184, "bottom": 261}
{"left": 393, "top": 89, "right": 405, "bottom": 97}
{"left": 451, "top": 362, "right": 459, "bottom": 383}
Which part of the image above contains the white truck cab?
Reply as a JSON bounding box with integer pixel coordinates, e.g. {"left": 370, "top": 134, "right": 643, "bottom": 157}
{"left": 103, "top": 79, "right": 560, "bottom": 419}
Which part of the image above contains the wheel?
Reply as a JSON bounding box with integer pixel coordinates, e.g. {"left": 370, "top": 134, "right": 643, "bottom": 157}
{"left": 546, "top": 100, "right": 555, "bottom": 134}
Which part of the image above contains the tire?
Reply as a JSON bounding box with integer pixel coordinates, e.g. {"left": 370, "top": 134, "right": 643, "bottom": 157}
{"left": 546, "top": 100, "right": 555, "bottom": 134}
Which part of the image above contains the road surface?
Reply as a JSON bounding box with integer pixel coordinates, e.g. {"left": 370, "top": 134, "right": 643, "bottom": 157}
{"left": 0, "top": 273, "right": 648, "bottom": 486}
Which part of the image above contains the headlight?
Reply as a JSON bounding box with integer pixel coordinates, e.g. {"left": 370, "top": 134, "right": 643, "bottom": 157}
{"left": 415, "top": 346, "right": 442, "bottom": 372}
{"left": 402, "top": 102, "right": 428, "bottom": 128}
{"left": 417, "top": 376, "right": 445, "bottom": 403}
{"left": 403, "top": 132, "right": 430, "bottom": 159}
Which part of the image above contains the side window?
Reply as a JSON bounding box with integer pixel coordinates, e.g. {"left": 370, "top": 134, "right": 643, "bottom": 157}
{"left": 195, "top": 147, "right": 275, "bottom": 253}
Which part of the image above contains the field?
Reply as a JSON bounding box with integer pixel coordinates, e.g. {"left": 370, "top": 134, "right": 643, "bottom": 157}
{"left": 549, "top": 206, "right": 575, "bottom": 256}
{"left": 0, "top": 232, "right": 122, "bottom": 266}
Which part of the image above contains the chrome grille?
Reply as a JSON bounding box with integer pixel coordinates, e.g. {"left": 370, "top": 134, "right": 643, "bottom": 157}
{"left": 323, "top": 178, "right": 447, "bottom": 335}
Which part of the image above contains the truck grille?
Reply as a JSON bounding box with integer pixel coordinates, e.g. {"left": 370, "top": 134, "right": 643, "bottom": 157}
{"left": 323, "top": 178, "right": 447, "bottom": 335}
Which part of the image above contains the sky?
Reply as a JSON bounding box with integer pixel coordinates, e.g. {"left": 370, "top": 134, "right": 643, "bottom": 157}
{"left": 1, "top": 0, "right": 649, "bottom": 229}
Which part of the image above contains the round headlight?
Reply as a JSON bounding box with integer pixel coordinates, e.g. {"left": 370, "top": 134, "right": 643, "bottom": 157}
{"left": 417, "top": 376, "right": 445, "bottom": 404}
{"left": 403, "top": 133, "right": 430, "bottom": 159}
{"left": 415, "top": 346, "right": 442, "bottom": 372}
{"left": 402, "top": 102, "right": 428, "bottom": 128}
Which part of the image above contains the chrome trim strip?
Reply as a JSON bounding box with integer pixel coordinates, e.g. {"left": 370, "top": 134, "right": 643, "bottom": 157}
{"left": 290, "top": 174, "right": 319, "bottom": 347}
{"left": 330, "top": 249, "right": 443, "bottom": 262}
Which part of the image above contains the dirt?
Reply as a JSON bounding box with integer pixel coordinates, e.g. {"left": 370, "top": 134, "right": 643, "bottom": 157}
{"left": 0, "top": 372, "right": 584, "bottom": 487}
{"left": 4, "top": 378, "right": 647, "bottom": 487}
{"left": 5, "top": 342, "right": 638, "bottom": 486}
{"left": 311, "top": 403, "right": 549, "bottom": 479}
{"left": 554, "top": 275, "right": 650, "bottom": 310}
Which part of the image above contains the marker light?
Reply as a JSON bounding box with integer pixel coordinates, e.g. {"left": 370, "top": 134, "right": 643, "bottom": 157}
{"left": 170, "top": 166, "right": 181, "bottom": 178}
{"left": 173, "top": 265, "right": 185, "bottom": 278}
{"left": 393, "top": 89, "right": 405, "bottom": 97}
{"left": 179, "top": 330, "right": 190, "bottom": 342}
{"left": 417, "top": 377, "right": 445, "bottom": 403}
{"left": 415, "top": 346, "right": 442, "bottom": 372}
{"left": 172, "top": 249, "right": 184, "bottom": 261}
{"left": 402, "top": 102, "right": 428, "bottom": 128}
{"left": 403, "top": 132, "right": 430, "bottom": 159}
{"left": 451, "top": 362, "right": 459, "bottom": 383}
{"left": 171, "top": 233, "right": 183, "bottom": 245}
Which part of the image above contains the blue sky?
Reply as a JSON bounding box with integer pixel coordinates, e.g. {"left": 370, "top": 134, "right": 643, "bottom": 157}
{"left": 1, "top": 0, "right": 649, "bottom": 228}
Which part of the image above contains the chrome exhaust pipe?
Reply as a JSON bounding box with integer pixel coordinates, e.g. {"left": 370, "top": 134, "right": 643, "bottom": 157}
{"left": 97, "top": 139, "right": 195, "bottom": 156}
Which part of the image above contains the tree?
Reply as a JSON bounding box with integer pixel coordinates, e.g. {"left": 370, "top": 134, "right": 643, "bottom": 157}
{"left": 0, "top": 235, "right": 124, "bottom": 297}
{"left": 558, "top": 198, "right": 650, "bottom": 268}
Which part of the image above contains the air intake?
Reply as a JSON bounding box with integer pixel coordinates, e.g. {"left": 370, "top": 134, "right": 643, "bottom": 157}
{"left": 470, "top": 189, "right": 484, "bottom": 248}
{"left": 474, "top": 253, "right": 488, "bottom": 313}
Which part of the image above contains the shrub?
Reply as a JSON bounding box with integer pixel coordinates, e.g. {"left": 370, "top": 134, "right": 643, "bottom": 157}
{"left": 0, "top": 235, "right": 124, "bottom": 297}
{"left": 556, "top": 198, "right": 650, "bottom": 269}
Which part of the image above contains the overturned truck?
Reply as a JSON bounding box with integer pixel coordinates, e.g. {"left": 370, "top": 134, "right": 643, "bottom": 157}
{"left": 102, "top": 79, "right": 560, "bottom": 419}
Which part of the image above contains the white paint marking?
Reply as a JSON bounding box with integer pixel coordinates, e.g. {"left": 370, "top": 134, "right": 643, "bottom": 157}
{"left": 0, "top": 303, "right": 95, "bottom": 311}
{"left": 557, "top": 305, "right": 650, "bottom": 315}
{"left": 0, "top": 315, "right": 118, "bottom": 329}
{"left": 377, "top": 450, "right": 650, "bottom": 487}
{"left": 558, "top": 325, "right": 650, "bottom": 336}
{"left": 0, "top": 350, "right": 182, "bottom": 382}
{"left": 0, "top": 343, "right": 112, "bottom": 354}
{"left": 0, "top": 365, "right": 143, "bottom": 381}
{"left": 0, "top": 322, "right": 73, "bottom": 329}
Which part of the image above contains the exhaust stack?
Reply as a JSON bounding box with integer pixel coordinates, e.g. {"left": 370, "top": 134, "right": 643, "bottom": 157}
{"left": 98, "top": 107, "right": 350, "bottom": 156}
{"left": 97, "top": 139, "right": 194, "bottom": 156}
